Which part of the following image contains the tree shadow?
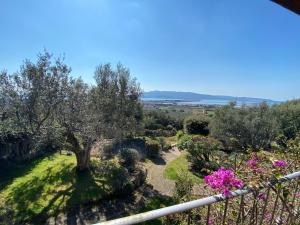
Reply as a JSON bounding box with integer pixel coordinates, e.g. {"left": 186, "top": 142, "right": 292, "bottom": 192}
{"left": 51, "top": 184, "right": 174, "bottom": 225}
{"left": 0, "top": 153, "right": 55, "bottom": 191}
{"left": 30, "top": 169, "right": 107, "bottom": 225}
{"left": 147, "top": 154, "right": 166, "bottom": 165}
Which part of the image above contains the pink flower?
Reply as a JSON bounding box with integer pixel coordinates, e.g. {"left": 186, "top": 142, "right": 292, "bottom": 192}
{"left": 204, "top": 167, "right": 243, "bottom": 197}
{"left": 247, "top": 158, "right": 258, "bottom": 168}
{"left": 296, "top": 192, "right": 300, "bottom": 198}
{"left": 258, "top": 192, "right": 267, "bottom": 201}
{"left": 208, "top": 218, "right": 213, "bottom": 224}
{"left": 272, "top": 160, "right": 288, "bottom": 168}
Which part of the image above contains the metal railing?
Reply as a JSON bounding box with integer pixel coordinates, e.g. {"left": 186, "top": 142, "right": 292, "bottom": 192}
{"left": 94, "top": 171, "right": 300, "bottom": 225}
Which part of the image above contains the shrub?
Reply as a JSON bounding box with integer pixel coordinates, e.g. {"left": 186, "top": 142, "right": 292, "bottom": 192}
{"left": 184, "top": 115, "right": 210, "bottom": 135}
{"left": 186, "top": 136, "right": 222, "bottom": 171}
{"left": 286, "top": 135, "right": 300, "bottom": 161}
{"left": 177, "top": 134, "right": 192, "bottom": 150}
{"left": 176, "top": 130, "right": 184, "bottom": 140}
{"left": 173, "top": 170, "right": 193, "bottom": 202}
{"left": 145, "top": 138, "right": 161, "bottom": 158}
{"left": 119, "top": 148, "right": 140, "bottom": 171}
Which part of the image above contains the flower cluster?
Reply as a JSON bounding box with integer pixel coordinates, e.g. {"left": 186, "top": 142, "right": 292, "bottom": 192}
{"left": 272, "top": 160, "right": 288, "bottom": 168}
{"left": 246, "top": 155, "right": 266, "bottom": 174}
{"left": 204, "top": 167, "right": 243, "bottom": 197}
{"left": 247, "top": 157, "right": 258, "bottom": 168}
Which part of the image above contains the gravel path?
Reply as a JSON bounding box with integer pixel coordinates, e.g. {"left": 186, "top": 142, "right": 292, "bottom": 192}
{"left": 143, "top": 147, "right": 181, "bottom": 196}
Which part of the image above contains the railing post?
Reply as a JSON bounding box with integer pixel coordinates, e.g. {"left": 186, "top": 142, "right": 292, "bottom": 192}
{"left": 222, "top": 199, "right": 229, "bottom": 225}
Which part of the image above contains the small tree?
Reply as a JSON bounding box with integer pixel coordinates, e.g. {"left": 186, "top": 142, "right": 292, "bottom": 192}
{"left": 186, "top": 136, "right": 221, "bottom": 171}
{"left": 184, "top": 115, "right": 210, "bottom": 135}
{"left": 173, "top": 170, "right": 193, "bottom": 202}
{"left": 145, "top": 138, "right": 161, "bottom": 158}
{"left": 119, "top": 148, "right": 140, "bottom": 171}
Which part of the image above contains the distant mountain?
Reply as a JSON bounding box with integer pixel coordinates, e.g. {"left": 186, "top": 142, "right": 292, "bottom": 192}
{"left": 142, "top": 91, "right": 279, "bottom": 105}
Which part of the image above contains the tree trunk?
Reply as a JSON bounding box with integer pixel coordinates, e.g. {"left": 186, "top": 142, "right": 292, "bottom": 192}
{"left": 75, "top": 149, "right": 91, "bottom": 172}
{"left": 65, "top": 131, "right": 92, "bottom": 172}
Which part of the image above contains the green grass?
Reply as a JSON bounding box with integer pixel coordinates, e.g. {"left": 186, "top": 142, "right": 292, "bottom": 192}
{"left": 0, "top": 153, "right": 118, "bottom": 224}
{"left": 164, "top": 152, "right": 202, "bottom": 184}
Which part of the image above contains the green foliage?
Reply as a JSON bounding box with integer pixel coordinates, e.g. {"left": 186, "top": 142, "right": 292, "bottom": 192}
{"left": 143, "top": 110, "right": 181, "bottom": 137}
{"left": 272, "top": 99, "right": 300, "bottom": 140}
{"left": 173, "top": 170, "right": 194, "bottom": 202}
{"left": 92, "top": 63, "right": 143, "bottom": 139}
{"left": 210, "top": 102, "right": 279, "bottom": 151}
{"left": 0, "top": 52, "right": 70, "bottom": 160}
{"left": 176, "top": 134, "right": 192, "bottom": 150}
{"left": 119, "top": 148, "right": 140, "bottom": 171}
{"left": 145, "top": 138, "right": 161, "bottom": 158}
{"left": 0, "top": 51, "right": 143, "bottom": 170}
{"left": 186, "top": 136, "right": 222, "bottom": 172}
{"left": 184, "top": 115, "right": 210, "bottom": 135}
{"left": 286, "top": 135, "right": 300, "bottom": 161}
{"left": 176, "top": 130, "right": 184, "bottom": 140}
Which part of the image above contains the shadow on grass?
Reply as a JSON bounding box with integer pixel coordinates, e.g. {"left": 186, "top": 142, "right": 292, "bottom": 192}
{"left": 0, "top": 153, "right": 57, "bottom": 191}
{"left": 4, "top": 158, "right": 109, "bottom": 225}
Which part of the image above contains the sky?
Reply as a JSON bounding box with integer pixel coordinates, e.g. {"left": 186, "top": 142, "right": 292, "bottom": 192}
{"left": 1, "top": 0, "right": 300, "bottom": 101}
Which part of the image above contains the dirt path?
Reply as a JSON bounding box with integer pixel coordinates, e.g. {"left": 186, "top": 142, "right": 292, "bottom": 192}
{"left": 143, "top": 147, "right": 181, "bottom": 196}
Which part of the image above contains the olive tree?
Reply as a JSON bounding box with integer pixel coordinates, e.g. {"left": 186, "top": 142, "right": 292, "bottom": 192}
{"left": 60, "top": 64, "right": 143, "bottom": 171}
{"left": 91, "top": 63, "right": 143, "bottom": 139}
{"left": 210, "top": 102, "right": 279, "bottom": 151}
{"left": 0, "top": 52, "right": 70, "bottom": 160}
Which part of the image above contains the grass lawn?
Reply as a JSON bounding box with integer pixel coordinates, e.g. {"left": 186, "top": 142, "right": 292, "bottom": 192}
{"left": 163, "top": 152, "right": 202, "bottom": 184}
{"left": 0, "top": 153, "right": 120, "bottom": 224}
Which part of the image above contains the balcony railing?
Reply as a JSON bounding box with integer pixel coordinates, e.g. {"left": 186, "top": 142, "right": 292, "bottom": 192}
{"left": 94, "top": 171, "right": 300, "bottom": 225}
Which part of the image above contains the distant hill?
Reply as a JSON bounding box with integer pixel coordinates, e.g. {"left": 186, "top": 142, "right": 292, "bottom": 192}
{"left": 142, "top": 91, "right": 279, "bottom": 105}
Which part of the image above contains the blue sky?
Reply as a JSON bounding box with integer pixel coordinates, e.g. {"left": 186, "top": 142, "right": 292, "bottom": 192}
{"left": 1, "top": 0, "right": 299, "bottom": 101}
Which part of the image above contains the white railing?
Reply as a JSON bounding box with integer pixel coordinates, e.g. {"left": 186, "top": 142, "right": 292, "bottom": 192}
{"left": 94, "top": 171, "right": 300, "bottom": 225}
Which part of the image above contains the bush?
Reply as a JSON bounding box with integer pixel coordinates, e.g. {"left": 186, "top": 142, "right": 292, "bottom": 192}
{"left": 145, "top": 138, "right": 161, "bottom": 158}
{"left": 176, "top": 130, "right": 184, "bottom": 140}
{"left": 173, "top": 170, "right": 193, "bottom": 202}
{"left": 184, "top": 115, "right": 210, "bottom": 135}
{"left": 119, "top": 148, "right": 140, "bottom": 171}
{"left": 186, "top": 136, "right": 222, "bottom": 172}
{"left": 177, "top": 134, "right": 192, "bottom": 150}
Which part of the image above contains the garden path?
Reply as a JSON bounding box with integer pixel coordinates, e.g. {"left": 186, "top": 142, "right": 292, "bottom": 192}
{"left": 143, "top": 147, "right": 181, "bottom": 196}
{"left": 144, "top": 147, "right": 209, "bottom": 197}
